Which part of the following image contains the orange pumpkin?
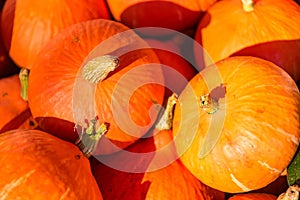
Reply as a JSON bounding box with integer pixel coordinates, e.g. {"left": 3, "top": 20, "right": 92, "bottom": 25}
{"left": 91, "top": 94, "right": 225, "bottom": 200}
{"left": 228, "top": 193, "right": 277, "bottom": 200}
{"left": 0, "top": 74, "right": 33, "bottom": 133}
{"left": 1, "top": 0, "right": 110, "bottom": 69}
{"left": 0, "top": 129, "right": 103, "bottom": 199}
{"left": 194, "top": 0, "right": 300, "bottom": 82}
{"left": 28, "top": 19, "right": 165, "bottom": 155}
{"left": 172, "top": 56, "right": 300, "bottom": 193}
{"left": 106, "top": 0, "right": 218, "bottom": 36}
{"left": 145, "top": 35, "right": 197, "bottom": 99}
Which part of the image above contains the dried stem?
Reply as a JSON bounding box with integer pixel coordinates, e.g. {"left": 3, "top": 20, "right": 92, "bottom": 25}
{"left": 199, "top": 94, "right": 219, "bottom": 114}
{"left": 155, "top": 93, "right": 178, "bottom": 131}
{"left": 277, "top": 185, "right": 300, "bottom": 200}
{"left": 241, "top": 0, "right": 255, "bottom": 12}
{"left": 82, "top": 55, "right": 120, "bottom": 84}
{"left": 75, "top": 118, "right": 108, "bottom": 158}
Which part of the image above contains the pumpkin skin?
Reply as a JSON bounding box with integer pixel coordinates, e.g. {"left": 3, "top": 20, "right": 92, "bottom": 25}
{"left": 194, "top": 0, "right": 300, "bottom": 82}
{"left": 0, "top": 129, "right": 103, "bottom": 199}
{"left": 228, "top": 193, "right": 277, "bottom": 200}
{"left": 145, "top": 37, "right": 197, "bottom": 99}
{"left": 106, "top": 0, "right": 218, "bottom": 36}
{"left": 28, "top": 19, "right": 165, "bottom": 155}
{"left": 1, "top": 0, "right": 110, "bottom": 69}
{"left": 91, "top": 126, "right": 225, "bottom": 200}
{"left": 0, "top": 74, "right": 31, "bottom": 133}
{"left": 172, "top": 56, "right": 300, "bottom": 193}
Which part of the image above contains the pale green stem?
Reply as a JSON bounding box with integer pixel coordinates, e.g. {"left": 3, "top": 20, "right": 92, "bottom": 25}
{"left": 19, "top": 68, "right": 29, "bottom": 101}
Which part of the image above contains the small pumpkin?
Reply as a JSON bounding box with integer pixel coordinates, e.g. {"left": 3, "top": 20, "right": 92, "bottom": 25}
{"left": 0, "top": 74, "right": 34, "bottom": 133}
{"left": 28, "top": 19, "right": 165, "bottom": 155}
{"left": 0, "top": 129, "right": 103, "bottom": 199}
{"left": 228, "top": 193, "right": 277, "bottom": 200}
{"left": 91, "top": 94, "right": 225, "bottom": 200}
{"left": 194, "top": 0, "right": 300, "bottom": 82}
{"left": 172, "top": 56, "right": 300, "bottom": 193}
{"left": 106, "top": 0, "right": 218, "bottom": 36}
{"left": 1, "top": 0, "right": 110, "bottom": 69}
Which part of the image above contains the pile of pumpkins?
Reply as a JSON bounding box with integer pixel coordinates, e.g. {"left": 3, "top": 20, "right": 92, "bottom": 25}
{"left": 0, "top": 0, "right": 299, "bottom": 199}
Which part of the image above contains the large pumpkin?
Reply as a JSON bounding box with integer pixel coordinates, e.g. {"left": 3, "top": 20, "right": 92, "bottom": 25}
{"left": 172, "top": 56, "right": 300, "bottom": 193}
{"left": 1, "top": 0, "right": 110, "bottom": 69}
{"left": 106, "top": 0, "right": 218, "bottom": 36}
{"left": 28, "top": 19, "right": 165, "bottom": 155}
{"left": 91, "top": 94, "right": 225, "bottom": 200}
{"left": 0, "top": 129, "right": 103, "bottom": 199}
{"left": 194, "top": 0, "right": 300, "bottom": 82}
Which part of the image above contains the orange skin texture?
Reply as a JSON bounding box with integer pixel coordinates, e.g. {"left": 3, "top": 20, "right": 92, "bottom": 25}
{"left": 0, "top": 129, "right": 103, "bottom": 199}
{"left": 106, "top": 0, "right": 218, "bottom": 34}
{"left": 228, "top": 193, "right": 277, "bottom": 200}
{"left": 91, "top": 128, "right": 225, "bottom": 200}
{"left": 1, "top": 0, "right": 110, "bottom": 69}
{"left": 172, "top": 56, "right": 300, "bottom": 193}
{"left": 0, "top": 74, "right": 30, "bottom": 133}
{"left": 145, "top": 37, "right": 197, "bottom": 99}
{"left": 194, "top": 0, "right": 300, "bottom": 81}
{"left": 28, "top": 19, "right": 165, "bottom": 155}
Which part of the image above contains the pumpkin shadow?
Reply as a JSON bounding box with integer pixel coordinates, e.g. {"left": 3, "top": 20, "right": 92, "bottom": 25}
{"left": 192, "top": 12, "right": 212, "bottom": 71}
{"left": 120, "top": 1, "right": 204, "bottom": 37}
{"left": 231, "top": 39, "right": 300, "bottom": 82}
{"left": 90, "top": 136, "right": 158, "bottom": 200}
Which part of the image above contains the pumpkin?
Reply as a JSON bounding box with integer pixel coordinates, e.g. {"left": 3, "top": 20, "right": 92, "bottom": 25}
{"left": 28, "top": 19, "right": 165, "bottom": 155}
{"left": 172, "top": 56, "right": 300, "bottom": 193}
{"left": 91, "top": 94, "right": 225, "bottom": 200}
{"left": 0, "top": 10, "right": 18, "bottom": 78}
{"left": 106, "top": 0, "right": 218, "bottom": 36}
{"left": 228, "top": 193, "right": 277, "bottom": 200}
{"left": 0, "top": 74, "right": 33, "bottom": 133}
{"left": 194, "top": 0, "right": 300, "bottom": 82}
{"left": 0, "top": 129, "right": 103, "bottom": 199}
{"left": 145, "top": 34, "right": 197, "bottom": 99}
{"left": 252, "top": 175, "right": 289, "bottom": 196}
{"left": 1, "top": 0, "right": 110, "bottom": 69}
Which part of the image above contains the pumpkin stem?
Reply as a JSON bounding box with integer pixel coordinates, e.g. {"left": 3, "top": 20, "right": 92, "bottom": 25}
{"left": 82, "top": 55, "right": 120, "bottom": 84}
{"left": 200, "top": 84, "right": 226, "bottom": 114}
{"left": 75, "top": 117, "right": 108, "bottom": 158}
{"left": 19, "top": 68, "right": 29, "bottom": 101}
{"left": 155, "top": 93, "right": 178, "bottom": 131}
{"left": 199, "top": 94, "right": 219, "bottom": 114}
{"left": 241, "top": 0, "right": 255, "bottom": 12}
{"left": 277, "top": 185, "right": 300, "bottom": 200}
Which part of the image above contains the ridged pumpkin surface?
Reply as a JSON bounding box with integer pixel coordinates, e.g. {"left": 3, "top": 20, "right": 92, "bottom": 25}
{"left": 0, "top": 129, "right": 102, "bottom": 199}
{"left": 1, "top": 0, "right": 110, "bottom": 69}
{"left": 28, "top": 19, "right": 164, "bottom": 155}
{"left": 172, "top": 56, "right": 300, "bottom": 193}
{"left": 92, "top": 129, "right": 225, "bottom": 200}
{"left": 194, "top": 0, "right": 300, "bottom": 81}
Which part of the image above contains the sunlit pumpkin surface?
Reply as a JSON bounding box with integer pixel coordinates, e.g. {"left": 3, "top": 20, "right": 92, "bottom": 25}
{"left": 172, "top": 56, "right": 300, "bottom": 193}
{"left": 0, "top": 129, "right": 103, "bottom": 199}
